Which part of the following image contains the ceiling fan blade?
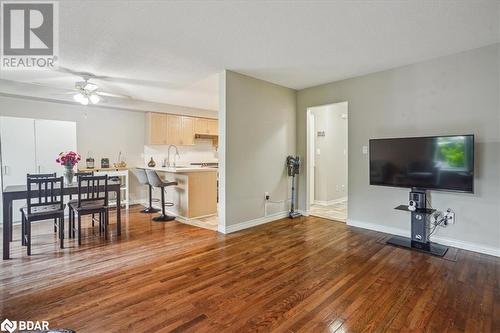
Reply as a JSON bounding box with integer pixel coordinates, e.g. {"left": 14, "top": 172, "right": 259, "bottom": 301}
{"left": 56, "top": 66, "right": 178, "bottom": 88}
{"left": 96, "top": 91, "right": 131, "bottom": 99}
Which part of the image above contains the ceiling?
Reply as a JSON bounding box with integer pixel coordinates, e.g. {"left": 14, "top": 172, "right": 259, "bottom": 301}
{"left": 0, "top": 0, "right": 498, "bottom": 111}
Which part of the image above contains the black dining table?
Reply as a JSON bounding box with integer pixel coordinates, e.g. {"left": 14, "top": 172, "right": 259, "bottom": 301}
{"left": 2, "top": 180, "right": 122, "bottom": 259}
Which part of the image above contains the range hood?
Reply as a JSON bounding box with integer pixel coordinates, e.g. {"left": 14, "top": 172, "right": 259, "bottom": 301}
{"left": 195, "top": 133, "right": 218, "bottom": 139}
{"left": 195, "top": 133, "right": 218, "bottom": 147}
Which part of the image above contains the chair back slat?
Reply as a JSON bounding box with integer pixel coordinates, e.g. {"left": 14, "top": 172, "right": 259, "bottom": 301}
{"left": 77, "top": 175, "right": 108, "bottom": 207}
{"left": 26, "top": 175, "right": 64, "bottom": 214}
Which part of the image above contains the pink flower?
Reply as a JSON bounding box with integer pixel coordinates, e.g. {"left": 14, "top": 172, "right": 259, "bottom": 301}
{"left": 56, "top": 151, "right": 81, "bottom": 167}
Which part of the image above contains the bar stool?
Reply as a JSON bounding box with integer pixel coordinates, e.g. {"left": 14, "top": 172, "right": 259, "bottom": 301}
{"left": 145, "top": 169, "right": 178, "bottom": 222}
{"left": 133, "top": 168, "right": 160, "bottom": 214}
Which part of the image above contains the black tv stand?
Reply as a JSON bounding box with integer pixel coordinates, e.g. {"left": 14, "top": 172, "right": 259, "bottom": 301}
{"left": 386, "top": 190, "right": 448, "bottom": 257}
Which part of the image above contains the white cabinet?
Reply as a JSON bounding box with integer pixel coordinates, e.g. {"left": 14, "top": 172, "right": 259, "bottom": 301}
{"left": 0, "top": 117, "right": 77, "bottom": 223}
{"left": 0, "top": 117, "right": 37, "bottom": 187}
{"left": 35, "top": 119, "right": 77, "bottom": 175}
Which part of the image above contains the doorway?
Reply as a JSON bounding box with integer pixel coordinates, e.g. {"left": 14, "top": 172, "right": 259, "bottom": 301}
{"left": 307, "top": 102, "right": 348, "bottom": 222}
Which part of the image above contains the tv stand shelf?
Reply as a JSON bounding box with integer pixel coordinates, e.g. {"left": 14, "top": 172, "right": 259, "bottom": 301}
{"left": 394, "top": 205, "right": 435, "bottom": 215}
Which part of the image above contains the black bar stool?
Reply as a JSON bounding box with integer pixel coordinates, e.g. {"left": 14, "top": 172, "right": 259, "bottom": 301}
{"left": 133, "top": 168, "right": 160, "bottom": 214}
{"left": 145, "top": 169, "right": 178, "bottom": 222}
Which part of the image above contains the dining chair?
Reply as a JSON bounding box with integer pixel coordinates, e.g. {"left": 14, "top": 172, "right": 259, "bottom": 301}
{"left": 21, "top": 175, "right": 65, "bottom": 255}
{"left": 26, "top": 173, "right": 59, "bottom": 233}
{"left": 68, "top": 175, "right": 109, "bottom": 245}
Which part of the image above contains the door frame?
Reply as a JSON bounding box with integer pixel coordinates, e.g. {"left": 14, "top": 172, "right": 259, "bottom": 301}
{"left": 305, "top": 101, "right": 348, "bottom": 215}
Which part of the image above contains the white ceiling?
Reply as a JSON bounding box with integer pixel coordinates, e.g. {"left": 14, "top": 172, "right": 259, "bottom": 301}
{"left": 0, "top": 0, "right": 498, "bottom": 111}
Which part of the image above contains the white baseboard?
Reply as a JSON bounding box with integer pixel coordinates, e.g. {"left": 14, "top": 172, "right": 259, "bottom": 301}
{"left": 347, "top": 218, "right": 500, "bottom": 257}
{"left": 219, "top": 211, "right": 289, "bottom": 234}
{"left": 313, "top": 197, "right": 347, "bottom": 206}
{"left": 297, "top": 210, "right": 309, "bottom": 216}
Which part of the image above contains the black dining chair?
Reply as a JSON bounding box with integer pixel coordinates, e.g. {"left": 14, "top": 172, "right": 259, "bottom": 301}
{"left": 67, "top": 171, "right": 97, "bottom": 232}
{"left": 26, "top": 173, "right": 59, "bottom": 233}
{"left": 21, "top": 175, "right": 65, "bottom": 255}
{"left": 68, "top": 175, "right": 109, "bottom": 245}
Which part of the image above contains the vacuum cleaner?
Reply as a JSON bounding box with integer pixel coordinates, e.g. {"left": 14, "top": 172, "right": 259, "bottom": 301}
{"left": 286, "top": 155, "right": 302, "bottom": 219}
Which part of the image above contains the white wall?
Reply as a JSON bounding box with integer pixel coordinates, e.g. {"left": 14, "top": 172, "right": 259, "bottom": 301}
{"left": 310, "top": 102, "right": 347, "bottom": 203}
{"left": 221, "top": 71, "right": 296, "bottom": 229}
{"left": 297, "top": 44, "right": 500, "bottom": 256}
{"left": 0, "top": 94, "right": 218, "bottom": 211}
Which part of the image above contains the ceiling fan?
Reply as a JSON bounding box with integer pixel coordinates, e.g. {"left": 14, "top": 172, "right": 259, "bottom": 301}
{"left": 71, "top": 76, "right": 128, "bottom": 105}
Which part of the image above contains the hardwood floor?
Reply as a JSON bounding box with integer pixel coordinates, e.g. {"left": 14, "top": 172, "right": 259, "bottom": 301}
{"left": 1, "top": 206, "right": 499, "bottom": 332}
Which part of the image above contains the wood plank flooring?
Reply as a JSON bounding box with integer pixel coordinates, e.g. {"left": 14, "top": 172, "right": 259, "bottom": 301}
{"left": 1, "top": 206, "right": 498, "bottom": 332}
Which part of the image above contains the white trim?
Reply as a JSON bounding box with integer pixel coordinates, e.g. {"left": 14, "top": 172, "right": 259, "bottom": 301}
{"left": 313, "top": 197, "right": 348, "bottom": 206}
{"left": 297, "top": 209, "right": 309, "bottom": 216}
{"left": 347, "top": 218, "right": 500, "bottom": 257}
{"left": 218, "top": 211, "right": 289, "bottom": 234}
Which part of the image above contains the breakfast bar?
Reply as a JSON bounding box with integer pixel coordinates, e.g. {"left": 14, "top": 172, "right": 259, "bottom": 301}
{"left": 138, "top": 166, "right": 218, "bottom": 219}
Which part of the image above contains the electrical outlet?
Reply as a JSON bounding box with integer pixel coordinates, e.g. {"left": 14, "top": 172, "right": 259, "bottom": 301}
{"left": 445, "top": 209, "right": 455, "bottom": 224}
{"left": 341, "top": 184, "right": 345, "bottom": 191}
{"left": 265, "top": 192, "right": 270, "bottom": 201}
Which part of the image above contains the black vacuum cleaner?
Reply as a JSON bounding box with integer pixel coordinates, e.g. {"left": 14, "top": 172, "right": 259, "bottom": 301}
{"left": 286, "top": 155, "right": 302, "bottom": 219}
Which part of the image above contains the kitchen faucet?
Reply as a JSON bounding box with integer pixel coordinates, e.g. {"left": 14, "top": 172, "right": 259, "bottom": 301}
{"left": 166, "top": 144, "right": 180, "bottom": 168}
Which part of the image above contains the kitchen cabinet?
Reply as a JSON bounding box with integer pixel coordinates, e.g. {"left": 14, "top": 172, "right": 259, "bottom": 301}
{"left": 147, "top": 112, "right": 217, "bottom": 145}
{"left": 195, "top": 118, "right": 218, "bottom": 135}
{"left": 166, "top": 114, "right": 182, "bottom": 145}
{"left": 207, "top": 119, "right": 218, "bottom": 134}
{"left": 147, "top": 112, "right": 168, "bottom": 145}
{"left": 181, "top": 116, "right": 195, "bottom": 145}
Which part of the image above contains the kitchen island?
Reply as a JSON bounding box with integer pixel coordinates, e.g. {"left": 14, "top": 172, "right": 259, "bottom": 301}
{"left": 137, "top": 166, "right": 217, "bottom": 219}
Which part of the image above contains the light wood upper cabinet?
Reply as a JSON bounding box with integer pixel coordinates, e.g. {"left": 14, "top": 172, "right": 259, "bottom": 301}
{"left": 181, "top": 116, "right": 195, "bottom": 145}
{"left": 207, "top": 119, "right": 218, "bottom": 135}
{"left": 195, "top": 118, "right": 218, "bottom": 135}
{"left": 195, "top": 118, "right": 208, "bottom": 134}
{"left": 147, "top": 112, "right": 218, "bottom": 145}
{"left": 166, "top": 114, "right": 182, "bottom": 145}
{"left": 148, "top": 112, "right": 168, "bottom": 145}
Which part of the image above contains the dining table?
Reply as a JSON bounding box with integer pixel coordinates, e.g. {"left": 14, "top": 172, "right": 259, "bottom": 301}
{"left": 2, "top": 180, "right": 122, "bottom": 259}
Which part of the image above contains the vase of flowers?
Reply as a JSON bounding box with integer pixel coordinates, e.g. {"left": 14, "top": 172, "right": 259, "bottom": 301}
{"left": 56, "top": 151, "right": 81, "bottom": 185}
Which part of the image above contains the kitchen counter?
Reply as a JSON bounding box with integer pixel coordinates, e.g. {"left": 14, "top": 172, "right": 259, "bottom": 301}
{"left": 137, "top": 166, "right": 218, "bottom": 173}
{"left": 137, "top": 166, "right": 218, "bottom": 219}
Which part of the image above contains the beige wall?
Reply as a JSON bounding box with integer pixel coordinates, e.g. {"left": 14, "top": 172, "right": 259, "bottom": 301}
{"left": 297, "top": 44, "right": 500, "bottom": 254}
{"left": 221, "top": 71, "right": 296, "bottom": 227}
{"left": 310, "top": 103, "right": 348, "bottom": 203}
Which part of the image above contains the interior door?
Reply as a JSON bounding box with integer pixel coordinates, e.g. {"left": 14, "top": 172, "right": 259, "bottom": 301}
{"left": 35, "top": 119, "right": 77, "bottom": 175}
{"left": 0, "top": 117, "right": 37, "bottom": 223}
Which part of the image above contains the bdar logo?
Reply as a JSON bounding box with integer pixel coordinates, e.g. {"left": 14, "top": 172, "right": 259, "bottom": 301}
{"left": 0, "top": 319, "right": 16, "bottom": 333}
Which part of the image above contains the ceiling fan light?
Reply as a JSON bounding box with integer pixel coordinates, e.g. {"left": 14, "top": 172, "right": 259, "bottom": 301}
{"left": 80, "top": 96, "right": 89, "bottom": 105}
{"left": 89, "top": 94, "right": 100, "bottom": 104}
{"left": 73, "top": 93, "right": 84, "bottom": 103}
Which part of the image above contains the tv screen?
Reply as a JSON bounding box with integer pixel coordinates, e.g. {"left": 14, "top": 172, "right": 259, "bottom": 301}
{"left": 369, "top": 135, "right": 474, "bottom": 193}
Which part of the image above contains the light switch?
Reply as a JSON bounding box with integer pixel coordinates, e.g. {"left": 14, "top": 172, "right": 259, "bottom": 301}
{"left": 316, "top": 148, "right": 321, "bottom": 155}
{"left": 362, "top": 146, "right": 368, "bottom": 154}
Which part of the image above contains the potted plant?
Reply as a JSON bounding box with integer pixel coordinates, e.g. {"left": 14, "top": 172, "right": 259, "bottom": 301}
{"left": 56, "top": 151, "right": 81, "bottom": 184}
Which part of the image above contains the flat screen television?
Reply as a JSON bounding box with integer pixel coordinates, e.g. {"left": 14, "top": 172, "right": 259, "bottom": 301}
{"left": 369, "top": 135, "right": 474, "bottom": 193}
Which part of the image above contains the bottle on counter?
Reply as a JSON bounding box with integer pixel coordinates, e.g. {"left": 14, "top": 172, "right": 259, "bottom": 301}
{"left": 148, "top": 157, "right": 156, "bottom": 167}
